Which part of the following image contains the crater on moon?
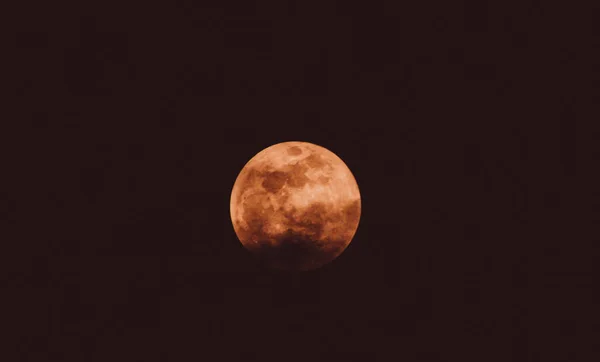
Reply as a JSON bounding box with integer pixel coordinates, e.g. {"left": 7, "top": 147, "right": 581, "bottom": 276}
{"left": 230, "top": 141, "right": 361, "bottom": 271}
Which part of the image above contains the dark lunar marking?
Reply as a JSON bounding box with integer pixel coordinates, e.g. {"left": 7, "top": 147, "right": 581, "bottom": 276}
{"left": 240, "top": 191, "right": 275, "bottom": 237}
{"left": 303, "top": 153, "right": 327, "bottom": 169}
{"left": 247, "top": 231, "right": 347, "bottom": 271}
{"left": 295, "top": 203, "right": 328, "bottom": 236}
{"left": 318, "top": 176, "right": 330, "bottom": 184}
{"left": 342, "top": 199, "right": 361, "bottom": 226}
{"left": 286, "top": 164, "right": 310, "bottom": 188}
{"left": 261, "top": 171, "right": 287, "bottom": 193}
{"left": 287, "top": 146, "right": 302, "bottom": 156}
{"left": 244, "top": 167, "right": 260, "bottom": 183}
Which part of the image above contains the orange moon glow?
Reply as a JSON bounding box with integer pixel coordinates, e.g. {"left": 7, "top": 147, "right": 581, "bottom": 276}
{"left": 230, "top": 141, "right": 361, "bottom": 271}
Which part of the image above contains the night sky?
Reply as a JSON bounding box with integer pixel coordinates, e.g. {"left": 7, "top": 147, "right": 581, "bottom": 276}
{"left": 8, "top": 2, "right": 593, "bottom": 361}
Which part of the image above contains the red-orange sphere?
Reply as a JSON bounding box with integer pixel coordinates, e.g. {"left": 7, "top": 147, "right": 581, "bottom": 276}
{"left": 230, "top": 141, "right": 361, "bottom": 271}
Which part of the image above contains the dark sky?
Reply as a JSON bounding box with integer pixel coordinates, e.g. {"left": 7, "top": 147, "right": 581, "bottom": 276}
{"left": 8, "top": 1, "right": 594, "bottom": 361}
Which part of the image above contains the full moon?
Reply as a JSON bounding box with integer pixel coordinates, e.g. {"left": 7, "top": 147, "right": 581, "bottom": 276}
{"left": 230, "top": 141, "right": 361, "bottom": 271}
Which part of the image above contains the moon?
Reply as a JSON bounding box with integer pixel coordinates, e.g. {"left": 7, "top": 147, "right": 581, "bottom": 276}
{"left": 230, "top": 141, "right": 361, "bottom": 271}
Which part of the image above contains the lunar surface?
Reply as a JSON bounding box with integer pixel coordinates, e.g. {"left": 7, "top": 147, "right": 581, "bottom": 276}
{"left": 230, "top": 141, "right": 361, "bottom": 271}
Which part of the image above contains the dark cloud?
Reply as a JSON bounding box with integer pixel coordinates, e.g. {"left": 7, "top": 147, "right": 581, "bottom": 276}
{"left": 238, "top": 200, "right": 360, "bottom": 271}
{"left": 246, "top": 231, "right": 348, "bottom": 271}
